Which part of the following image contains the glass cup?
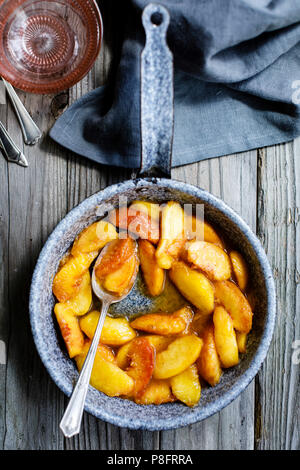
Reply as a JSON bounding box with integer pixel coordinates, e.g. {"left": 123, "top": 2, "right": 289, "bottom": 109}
{"left": 0, "top": 0, "right": 103, "bottom": 93}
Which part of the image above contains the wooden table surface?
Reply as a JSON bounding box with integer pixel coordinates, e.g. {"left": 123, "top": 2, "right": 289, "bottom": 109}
{"left": 0, "top": 1, "right": 299, "bottom": 451}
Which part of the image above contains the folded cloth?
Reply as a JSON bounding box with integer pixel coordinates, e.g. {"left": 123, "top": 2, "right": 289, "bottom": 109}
{"left": 50, "top": 0, "right": 300, "bottom": 169}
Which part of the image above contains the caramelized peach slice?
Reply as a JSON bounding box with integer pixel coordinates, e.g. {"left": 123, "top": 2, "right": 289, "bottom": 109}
{"left": 155, "top": 201, "right": 186, "bottom": 269}
{"left": 214, "top": 280, "right": 253, "bottom": 333}
{"left": 79, "top": 311, "right": 136, "bottom": 346}
{"left": 103, "top": 253, "right": 138, "bottom": 296}
{"left": 170, "top": 364, "right": 201, "bottom": 407}
{"left": 94, "top": 238, "right": 135, "bottom": 280}
{"left": 130, "top": 201, "right": 161, "bottom": 223}
{"left": 186, "top": 241, "right": 231, "bottom": 281}
{"left": 93, "top": 342, "right": 115, "bottom": 363}
{"left": 229, "top": 251, "right": 249, "bottom": 291}
{"left": 115, "top": 341, "right": 132, "bottom": 369}
{"left": 191, "top": 310, "right": 212, "bottom": 337}
{"left": 130, "top": 306, "right": 193, "bottom": 336}
{"left": 58, "top": 251, "right": 72, "bottom": 269}
{"left": 71, "top": 221, "right": 118, "bottom": 256}
{"left": 153, "top": 335, "right": 203, "bottom": 379}
{"left": 54, "top": 305, "right": 84, "bottom": 358}
{"left": 126, "top": 337, "right": 155, "bottom": 399}
{"left": 108, "top": 206, "right": 159, "bottom": 244}
{"left": 53, "top": 251, "right": 98, "bottom": 303}
{"left": 138, "top": 239, "right": 165, "bottom": 296}
{"left": 169, "top": 261, "right": 214, "bottom": 314}
{"left": 75, "top": 341, "right": 134, "bottom": 397}
{"left": 55, "top": 271, "right": 92, "bottom": 317}
{"left": 197, "top": 323, "right": 222, "bottom": 386}
{"left": 185, "top": 215, "right": 224, "bottom": 248}
{"left": 77, "top": 340, "right": 115, "bottom": 363}
{"left": 144, "top": 335, "right": 175, "bottom": 352}
{"left": 116, "top": 335, "right": 174, "bottom": 370}
{"left": 236, "top": 331, "right": 247, "bottom": 354}
{"left": 135, "top": 379, "right": 175, "bottom": 405}
{"left": 213, "top": 305, "right": 239, "bottom": 368}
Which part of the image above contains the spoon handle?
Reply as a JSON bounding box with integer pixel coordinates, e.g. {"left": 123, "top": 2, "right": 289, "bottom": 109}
{"left": 60, "top": 300, "right": 110, "bottom": 438}
{"left": 2, "top": 78, "right": 42, "bottom": 145}
{"left": 0, "top": 120, "right": 28, "bottom": 167}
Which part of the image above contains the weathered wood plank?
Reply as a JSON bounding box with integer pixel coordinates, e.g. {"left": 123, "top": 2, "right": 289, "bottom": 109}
{"left": 160, "top": 151, "right": 257, "bottom": 450}
{"left": 255, "top": 140, "right": 300, "bottom": 450}
{"left": 0, "top": 104, "right": 10, "bottom": 449}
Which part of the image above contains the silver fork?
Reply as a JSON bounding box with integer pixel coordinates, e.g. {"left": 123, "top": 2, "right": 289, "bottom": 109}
{"left": 2, "top": 78, "right": 42, "bottom": 145}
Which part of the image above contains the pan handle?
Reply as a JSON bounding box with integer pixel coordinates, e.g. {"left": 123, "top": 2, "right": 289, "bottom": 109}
{"left": 138, "top": 3, "right": 174, "bottom": 179}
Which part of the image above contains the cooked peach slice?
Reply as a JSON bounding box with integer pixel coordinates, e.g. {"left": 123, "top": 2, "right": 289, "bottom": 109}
{"left": 229, "top": 251, "right": 249, "bottom": 291}
{"left": 191, "top": 310, "right": 212, "bottom": 337}
{"left": 71, "top": 221, "right": 118, "bottom": 256}
{"left": 93, "top": 343, "right": 115, "bottom": 363}
{"left": 55, "top": 271, "right": 92, "bottom": 317}
{"left": 185, "top": 215, "right": 224, "bottom": 248}
{"left": 77, "top": 340, "right": 115, "bottom": 363}
{"left": 144, "top": 335, "right": 175, "bottom": 352}
{"left": 153, "top": 335, "right": 203, "bottom": 379}
{"left": 170, "top": 364, "right": 201, "bottom": 407}
{"left": 103, "top": 253, "right": 138, "bottom": 296}
{"left": 53, "top": 251, "right": 98, "bottom": 303}
{"left": 197, "top": 323, "right": 222, "bottom": 386}
{"left": 108, "top": 206, "right": 159, "bottom": 244}
{"left": 214, "top": 280, "right": 253, "bottom": 333}
{"left": 130, "top": 306, "right": 193, "bottom": 336}
{"left": 116, "top": 335, "right": 174, "bottom": 370}
{"left": 126, "top": 337, "right": 155, "bottom": 398}
{"left": 236, "top": 331, "right": 247, "bottom": 354}
{"left": 115, "top": 341, "right": 132, "bottom": 369}
{"left": 213, "top": 305, "right": 239, "bottom": 368}
{"left": 135, "top": 379, "right": 175, "bottom": 405}
{"left": 130, "top": 201, "right": 161, "bottom": 223}
{"left": 169, "top": 261, "right": 214, "bottom": 314}
{"left": 58, "top": 251, "right": 72, "bottom": 269}
{"left": 155, "top": 201, "right": 186, "bottom": 269}
{"left": 138, "top": 239, "right": 165, "bottom": 296}
{"left": 186, "top": 241, "right": 231, "bottom": 281}
{"left": 54, "top": 305, "right": 84, "bottom": 358}
{"left": 79, "top": 311, "right": 136, "bottom": 346}
{"left": 94, "top": 238, "right": 135, "bottom": 280}
{"left": 75, "top": 341, "right": 134, "bottom": 397}
{"left": 94, "top": 238, "right": 138, "bottom": 297}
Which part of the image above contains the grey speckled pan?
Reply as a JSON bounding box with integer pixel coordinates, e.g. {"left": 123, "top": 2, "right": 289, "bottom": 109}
{"left": 29, "top": 4, "right": 276, "bottom": 431}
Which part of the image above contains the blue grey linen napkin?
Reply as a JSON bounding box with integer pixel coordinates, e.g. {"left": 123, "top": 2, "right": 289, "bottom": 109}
{"left": 50, "top": 0, "right": 300, "bottom": 169}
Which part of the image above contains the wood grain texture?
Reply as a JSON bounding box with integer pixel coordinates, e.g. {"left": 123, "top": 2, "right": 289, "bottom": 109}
{"left": 255, "top": 141, "right": 300, "bottom": 450}
{"left": 0, "top": 0, "right": 298, "bottom": 450}
{"left": 0, "top": 101, "right": 10, "bottom": 449}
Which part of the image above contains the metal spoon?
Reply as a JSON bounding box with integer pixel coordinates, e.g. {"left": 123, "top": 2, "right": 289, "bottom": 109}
{"left": 59, "top": 240, "right": 139, "bottom": 438}
{"left": 0, "top": 120, "right": 28, "bottom": 167}
{"left": 2, "top": 78, "right": 42, "bottom": 145}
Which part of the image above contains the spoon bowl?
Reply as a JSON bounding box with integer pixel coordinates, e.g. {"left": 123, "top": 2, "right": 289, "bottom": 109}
{"left": 91, "top": 239, "right": 139, "bottom": 306}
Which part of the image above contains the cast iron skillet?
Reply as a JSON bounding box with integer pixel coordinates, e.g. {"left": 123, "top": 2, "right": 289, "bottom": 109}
{"left": 29, "top": 4, "right": 276, "bottom": 431}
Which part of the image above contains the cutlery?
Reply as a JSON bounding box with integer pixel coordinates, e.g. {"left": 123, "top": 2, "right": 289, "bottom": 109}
{"left": 2, "top": 78, "right": 42, "bottom": 145}
{"left": 59, "top": 240, "right": 138, "bottom": 438}
{"left": 0, "top": 120, "right": 28, "bottom": 167}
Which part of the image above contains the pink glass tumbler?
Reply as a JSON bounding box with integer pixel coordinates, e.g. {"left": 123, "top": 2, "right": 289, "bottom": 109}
{"left": 0, "top": 0, "right": 103, "bottom": 93}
